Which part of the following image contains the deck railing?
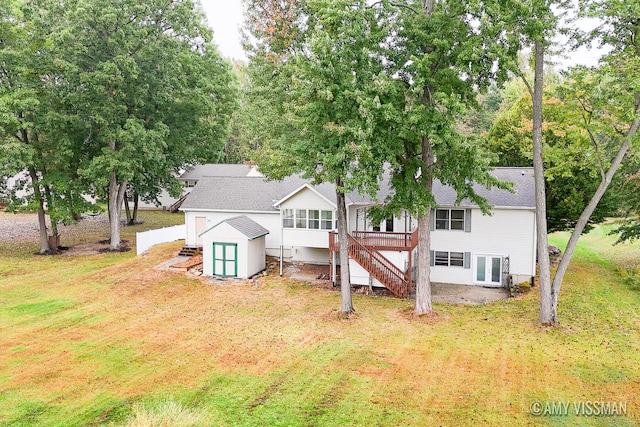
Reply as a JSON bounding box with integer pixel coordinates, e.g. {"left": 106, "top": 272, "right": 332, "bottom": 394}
{"left": 347, "top": 234, "right": 411, "bottom": 298}
{"left": 329, "top": 229, "right": 417, "bottom": 252}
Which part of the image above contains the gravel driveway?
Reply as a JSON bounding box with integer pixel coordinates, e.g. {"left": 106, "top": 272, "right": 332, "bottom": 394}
{"left": 0, "top": 211, "right": 110, "bottom": 244}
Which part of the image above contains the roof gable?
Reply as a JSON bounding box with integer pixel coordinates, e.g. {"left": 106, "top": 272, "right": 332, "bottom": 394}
{"left": 274, "top": 183, "right": 337, "bottom": 209}
{"left": 200, "top": 215, "right": 270, "bottom": 240}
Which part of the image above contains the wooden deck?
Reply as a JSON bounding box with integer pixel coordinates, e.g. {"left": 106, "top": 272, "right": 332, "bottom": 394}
{"left": 329, "top": 230, "right": 418, "bottom": 252}
{"left": 328, "top": 230, "right": 418, "bottom": 298}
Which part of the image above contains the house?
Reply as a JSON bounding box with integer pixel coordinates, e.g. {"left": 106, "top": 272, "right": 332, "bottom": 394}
{"left": 180, "top": 168, "right": 536, "bottom": 295}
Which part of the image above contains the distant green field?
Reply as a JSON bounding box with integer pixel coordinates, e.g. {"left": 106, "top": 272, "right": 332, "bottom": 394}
{"left": 0, "top": 218, "right": 638, "bottom": 426}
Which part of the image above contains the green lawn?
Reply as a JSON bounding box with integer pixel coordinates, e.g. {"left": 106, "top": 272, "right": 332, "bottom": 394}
{"left": 0, "top": 216, "right": 638, "bottom": 426}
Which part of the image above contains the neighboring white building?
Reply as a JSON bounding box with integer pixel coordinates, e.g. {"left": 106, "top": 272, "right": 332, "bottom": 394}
{"left": 180, "top": 168, "right": 537, "bottom": 295}
{"left": 136, "top": 163, "right": 261, "bottom": 210}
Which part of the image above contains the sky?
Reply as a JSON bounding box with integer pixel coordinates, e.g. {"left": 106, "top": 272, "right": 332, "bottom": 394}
{"left": 199, "top": 1, "right": 247, "bottom": 61}
{"left": 198, "top": 1, "right": 606, "bottom": 68}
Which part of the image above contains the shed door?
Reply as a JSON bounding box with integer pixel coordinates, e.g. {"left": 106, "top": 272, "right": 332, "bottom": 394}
{"left": 213, "top": 242, "right": 237, "bottom": 277}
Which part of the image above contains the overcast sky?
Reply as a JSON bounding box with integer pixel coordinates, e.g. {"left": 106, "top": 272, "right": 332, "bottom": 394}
{"left": 200, "top": 0, "right": 247, "bottom": 61}
{"left": 198, "top": 1, "right": 606, "bottom": 68}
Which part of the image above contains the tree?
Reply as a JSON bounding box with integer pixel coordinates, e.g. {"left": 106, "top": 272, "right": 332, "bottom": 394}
{"left": 506, "top": 0, "right": 640, "bottom": 324}
{"left": 496, "top": 0, "right": 566, "bottom": 324}
{"left": 49, "top": 0, "right": 236, "bottom": 250}
{"left": 247, "top": 0, "right": 396, "bottom": 314}
{"left": 546, "top": 69, "right": 639, "bottom": 322}
{"left": 486, "top": 74, "right": 620, "bottom": 234}
{"left": 376, "top": 0, "right": 514, "bottom": 314}
{"left": 0, "top": 0, "right": 91, "bottom": 253}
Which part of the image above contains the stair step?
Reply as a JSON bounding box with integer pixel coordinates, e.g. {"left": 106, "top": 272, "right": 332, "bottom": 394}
{"left": 348, "top": 237, "right": 410, "bottom": 298}
{"left": 178, "top": 246, "right": 200, "bottom": 257}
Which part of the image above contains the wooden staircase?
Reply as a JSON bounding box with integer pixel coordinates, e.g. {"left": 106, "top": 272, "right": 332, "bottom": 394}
{"left": 178, "top": 246, "right": 201, "bottom": 257}
{"left": 168, "top": 194, "right": 189, "bottom": 213}
{"left": 347, "top": 234, "right": 411, "bottom": 298}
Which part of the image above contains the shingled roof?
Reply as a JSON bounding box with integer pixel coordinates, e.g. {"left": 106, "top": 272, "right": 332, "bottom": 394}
{"left": 200, "top": 215, "right": 270, "bottom": 240}
{"left": 179, "top": 164, "right": 252, "bottom": 181}
{"left": 181, "top": 167, "right": 535, "bottom": 211}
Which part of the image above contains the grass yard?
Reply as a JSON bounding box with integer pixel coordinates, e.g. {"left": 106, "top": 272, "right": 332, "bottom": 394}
{"left": 0, "top": 213, "right": 639, "bottom": 426}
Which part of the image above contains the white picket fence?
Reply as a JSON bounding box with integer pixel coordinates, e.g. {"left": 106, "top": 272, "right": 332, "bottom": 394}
{"left": 136, "top": 224, "right": 186, "bottom": 255}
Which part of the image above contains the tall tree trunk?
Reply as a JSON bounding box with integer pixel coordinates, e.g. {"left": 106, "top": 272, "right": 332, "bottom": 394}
{"left": 414, "top": 0, "right": 436, "bottom": 315}
{"left": 336, "top": 179, "right": 354, "bottom": 314}
{"left": 132, "top": 191, "right": 139, "bottom": 223}
{"left": 108, "top": 170, "right": 128, "bottom": 250}
{"left": 124, "top": 190, "right": 132, "bottom": 225}
{"left": 531, "top": 41, "right": 554, "bottom": 324}
{"left": 550, "top": 96, "right": 640, "bottom": 311}
{"left": 28, "top": 166, "right": 51, "bottom": 254}
{"left": 43, "top": 184, "right": 59, "bottom": 238}
{"left": 415, "top": 134, "right": 434, "bottom": 314}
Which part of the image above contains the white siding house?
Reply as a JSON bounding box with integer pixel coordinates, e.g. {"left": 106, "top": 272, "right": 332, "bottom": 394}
{"left": 180, "top": 168, "right": 537, "bottom": 291}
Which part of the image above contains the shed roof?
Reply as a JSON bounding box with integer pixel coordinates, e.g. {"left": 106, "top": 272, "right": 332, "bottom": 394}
{"left": 200, "top": 215, "right": 270, "bottom": 240}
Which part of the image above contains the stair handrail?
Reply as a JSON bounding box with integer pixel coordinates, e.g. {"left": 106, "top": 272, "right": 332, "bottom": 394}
{"left": 348, "top": 234, "right": 410, "bottom": 297}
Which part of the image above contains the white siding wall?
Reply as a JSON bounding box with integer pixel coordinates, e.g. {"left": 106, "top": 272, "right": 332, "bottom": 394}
{"left": 292, "top": 247, "right": 330, "bottom": 264}
{"left": 279, "top": 187, "right": 336, "bottom": 264}
{"left": 185, "top": 210, "right": 280, "bottom": 249}
{"left": 349, "top": 251, "right": 410, "bottom": 287}
{"left": 430, "top": 208, "right": 536, "bottom": 285}
{"left": 247, "top": 237, "right": 267, "bottom": 277}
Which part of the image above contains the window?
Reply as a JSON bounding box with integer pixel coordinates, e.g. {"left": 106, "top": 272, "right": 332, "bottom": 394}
{"left": 435, "top": 251, "right": 450, "bottom": 266}
{"left": 284, "top": 209, "right": 333, "bottom": 230}
{"left": 450, "top": 210, "right": 465, "bottom": 230}
{"left": 435, "top": 209, "right": 467, "bottom": 231}
{"left": 321, "top": 210, "right": 333, "bottom": 230}
{"left": 283, "top": 209, "right": 294, "bottom": 228}
{"left": 309, "top": 210, "right": 320, "bottom": 229}
{"left": 431, "top": 250, "right": 469, "bottom": 268}
{"left": 295, "top": 209, "right": 307, "bottom": 228}
{"left": 373, "top": 217, "right": 394, "bottom": 232}
{"left": 450, "top": 252, "right": 464, "bottom": 267}
{"left": 435, "top": 210, "right": 449, "bottom": 230}
{"left": 434, "top": 251, "right": 464, "bottom": 267}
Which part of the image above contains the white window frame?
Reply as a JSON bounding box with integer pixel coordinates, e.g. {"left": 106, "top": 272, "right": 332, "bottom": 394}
{"left": 284, "top": 208, "right": 334, "bottom": 230}
{"left": 295, "top": 209, "right": 307, "bottom": 228}
{"left": 320, "top": 210, "right": 333, "bottom": 230}
{"left": 434, "top": 251, "right": 465, "bottom": 267}
{"left": 308, "top": 210, "right": 320, "bottom": 229}
{"left": 283, "top": 209, "right": 294, "bottom": 228}
{"left": 435, "top": 208, "right": 465, "bottom": 230}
